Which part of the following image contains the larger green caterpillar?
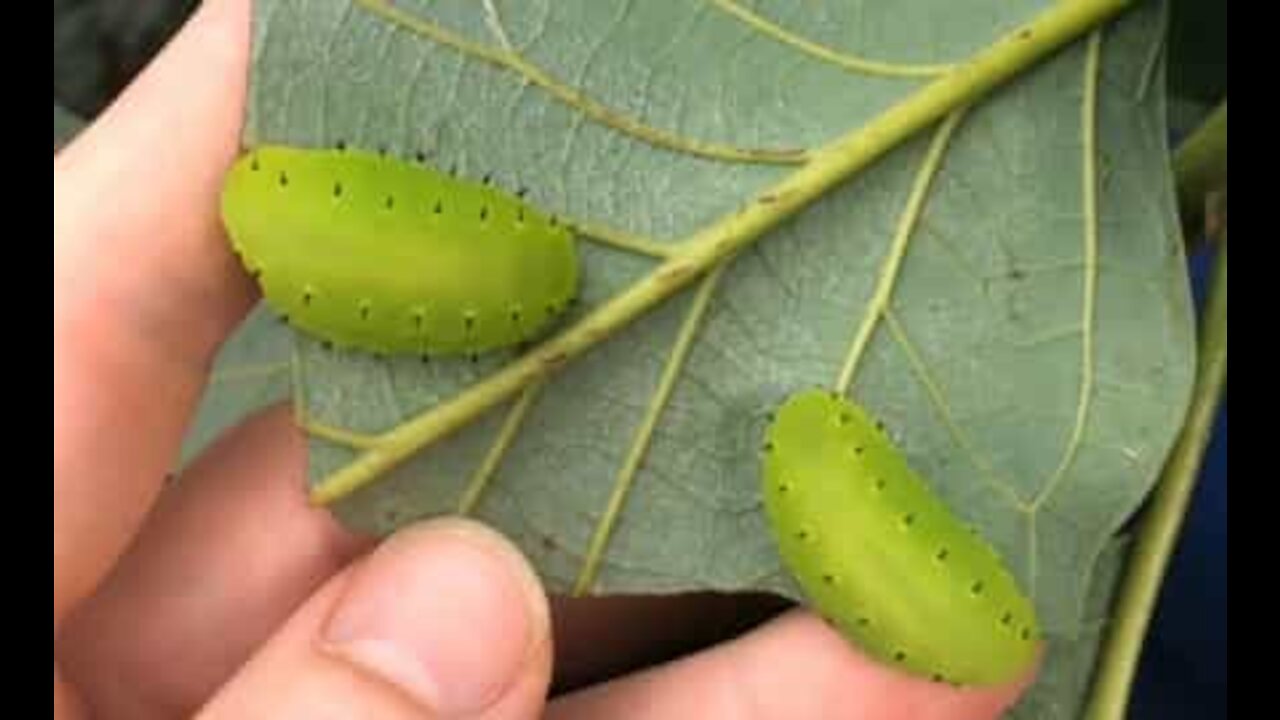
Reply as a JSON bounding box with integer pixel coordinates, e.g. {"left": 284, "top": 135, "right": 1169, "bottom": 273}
{"left": 219, "top": 145, "right": 579, "bottom": 357}
{"left": 761, "top": 388, "right": 1040, "bottom": 686}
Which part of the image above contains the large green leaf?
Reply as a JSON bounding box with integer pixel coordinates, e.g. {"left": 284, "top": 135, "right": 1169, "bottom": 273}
{"left": 243, "top": 0, "right": 1193, "bottom": 660}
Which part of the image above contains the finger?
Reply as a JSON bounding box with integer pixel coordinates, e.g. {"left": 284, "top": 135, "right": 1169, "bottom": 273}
{"left": 57, "top": 405, "right": 374, "bottom": 719}
{"left": 548, "top": 610, "right": 1039, "bottom": 720}
{"left": 56, "top": 666, "right": 88, "bottom": 720}
{"left": 198, "top": 519, "right": 553, "bottom": 720}
{"left": 54, "top": 0, "right": 255, "bottom": 626}
{"left": 55, "top": 0, "right": 255, "bottom": 363}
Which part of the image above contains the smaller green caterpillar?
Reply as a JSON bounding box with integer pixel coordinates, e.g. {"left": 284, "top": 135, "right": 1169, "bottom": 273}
{"left": 219, "top": 144, "right": 580, "bottom": 358}
{"left": 761, "top": 388, "right": 1040, "bottom": 686}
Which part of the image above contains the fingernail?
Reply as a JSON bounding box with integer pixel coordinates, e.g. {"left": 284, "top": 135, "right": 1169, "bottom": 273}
{"left": 322, "top": 519, "right": 547, "bottom": 716}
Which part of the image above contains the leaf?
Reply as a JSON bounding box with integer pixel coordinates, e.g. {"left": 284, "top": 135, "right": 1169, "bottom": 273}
{"left": 1008, "top": 534, "right": 1131, "bottom": 719}
{"left": 243, "top": 0, "right": 1193, "bottom": 665}
{"left": 180, "top": 303, "right": 294, "bottom": 465}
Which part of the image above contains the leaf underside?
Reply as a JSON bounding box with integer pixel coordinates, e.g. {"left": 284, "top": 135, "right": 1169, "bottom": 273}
{"left": 235, "top": 0, "right": 1194, "bottom": 711}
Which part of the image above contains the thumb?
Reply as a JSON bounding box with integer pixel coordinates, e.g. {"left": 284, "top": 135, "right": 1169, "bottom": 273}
{"left": 198, "top": 518, "right": 552, "bottom": 719}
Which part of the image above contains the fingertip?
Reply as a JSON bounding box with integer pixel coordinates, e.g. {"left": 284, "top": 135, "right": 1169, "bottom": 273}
{"left": 190, "top": 517, "right": 552, "bottom": 720}
{"left": 382, "top": 517, "right": 553, "bottom": 641}
{"left": 321, "top": 518, "right": 551, "bottom": 716}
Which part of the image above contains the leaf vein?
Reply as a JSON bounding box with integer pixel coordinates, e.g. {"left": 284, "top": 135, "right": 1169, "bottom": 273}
{"left": 573, "top": 264, "right": 728, "bottom": 595}
{"left": 707, "top": 0, "right": 954, "bottom": 78}
{"left": 1030, "top": 30, "right": 1102, "bottom": 513}
{"left": 835, "top": 108, "right": 966, "bottom": 394}
{"left": 352, "top": 0, "right": 808, "bottom": 164}
{"left": 457, "top": 382, "right": 543, "bottom": 515}
{"left": 883, "top": 310, "right": 1026, "bottom": 509}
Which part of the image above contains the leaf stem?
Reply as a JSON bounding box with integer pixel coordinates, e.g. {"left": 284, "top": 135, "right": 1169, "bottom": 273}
{"left": 1082, "top": 237, "right": 1227, "bottom": 720}
{"left": 310, "top": 0, "right": 1137, "bottom": 506}
{"left": 1174, "top": 99, "right": 1228, "bottom": 248}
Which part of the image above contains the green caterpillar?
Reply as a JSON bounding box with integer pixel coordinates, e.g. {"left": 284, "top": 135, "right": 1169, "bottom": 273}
{"left": 761, "top": 388, "right": 1040, "bottom": 686}
{"left": 219, "top": 145, "right": 579, "bottom": 357}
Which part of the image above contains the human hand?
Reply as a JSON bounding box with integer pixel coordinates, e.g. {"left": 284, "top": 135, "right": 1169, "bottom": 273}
{"left": 53, "top": 1, "right": 1039, "bottom": 717}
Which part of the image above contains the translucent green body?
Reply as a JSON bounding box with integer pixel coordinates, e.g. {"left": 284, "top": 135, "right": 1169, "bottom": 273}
{"left": 219, "top": 145, "right": 579, "bottom": 356}
{"left": 762, "top": 389, "right": 1040, "bottom": 686}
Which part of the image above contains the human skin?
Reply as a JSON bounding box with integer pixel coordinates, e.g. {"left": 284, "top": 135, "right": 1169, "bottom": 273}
{"left": 53, "top": 1, "right": 1039, "bottom": 717}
